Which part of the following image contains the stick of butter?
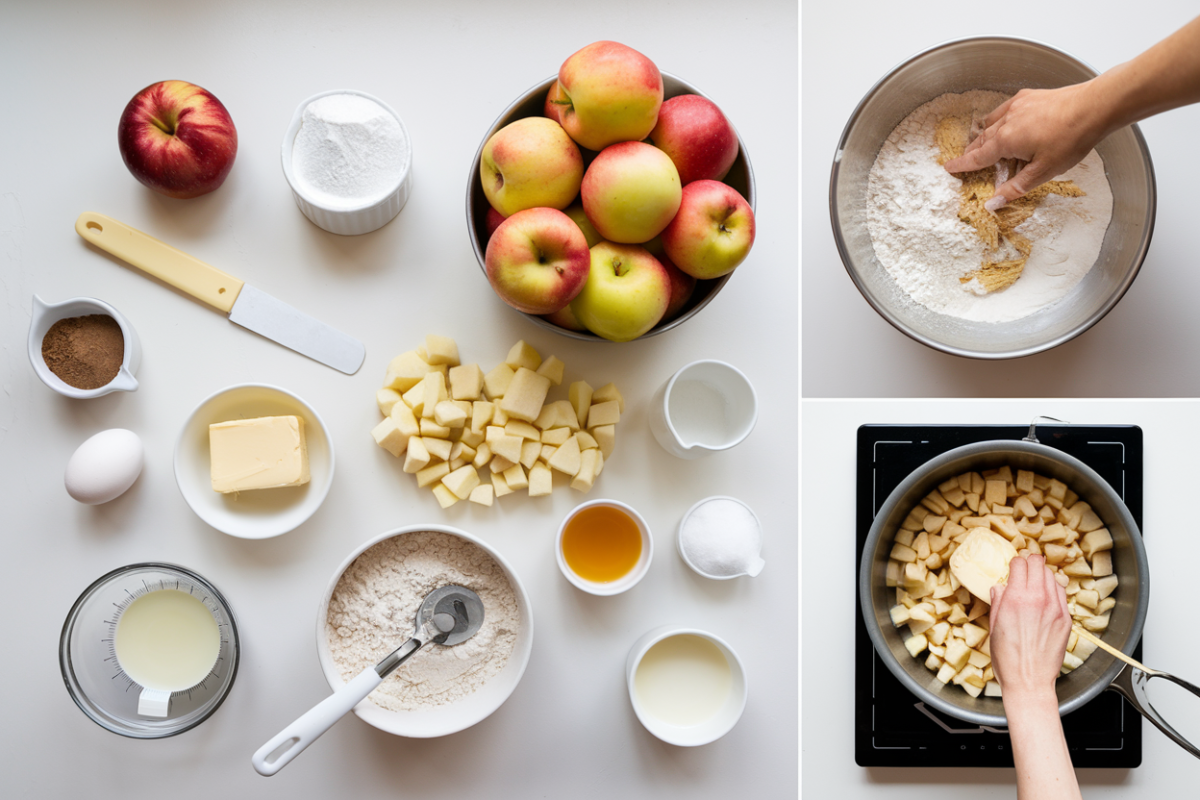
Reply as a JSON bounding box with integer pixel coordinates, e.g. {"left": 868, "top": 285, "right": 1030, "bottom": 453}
{"left": 209, "top": 415, "right": 310, "bottom": 493}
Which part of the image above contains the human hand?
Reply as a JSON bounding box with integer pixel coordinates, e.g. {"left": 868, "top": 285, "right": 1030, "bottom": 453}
{"left": 942, "top": 82, "right": 1107, "bottom": 211}
{"left": 988, "top": 554, "right": 1072, "bottom": 701}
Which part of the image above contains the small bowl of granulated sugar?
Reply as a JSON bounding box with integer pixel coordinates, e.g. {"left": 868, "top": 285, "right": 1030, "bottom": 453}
{"left": 318, "top": 524, "right": 533, "bottom": 738}
{"left": 830, "top": 36, "right": 1155, "bottom": 359}
{"left": 282, "top": 90, "right": 412, "bottom": 236}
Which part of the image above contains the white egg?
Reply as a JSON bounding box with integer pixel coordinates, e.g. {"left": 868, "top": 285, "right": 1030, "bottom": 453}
{"left": 64, "top": 429, "right": 144, "bottom": 505}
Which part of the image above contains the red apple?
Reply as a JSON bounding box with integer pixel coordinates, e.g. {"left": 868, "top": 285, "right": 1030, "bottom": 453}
{"left": 649, "top": 95, "right": 739, "bottom": 185}
{"left": 660, "top": 254, "right": 697, "bottom": 321}
{"left": 662, "top": 180, "right": 755, "bottom": 279}
{"left": 485, "top": 207, "right": 507, "bottom": 239}
{"left": 485, "top": 208, "right": 591, "bottom": 315}
{"left": 481, "top": 117, "right": 583, "bottom": 217}
{"left": 117, "top": 80, "right": 238, "bottom": 199}
{"left": 543, "top": 303, "right": 589, "bottom": 332}
{"left": 556, "top": 41, "right": 663, "bottom": 151}
{"left": 581, "top": 141, "right": 681, "bottom": 244}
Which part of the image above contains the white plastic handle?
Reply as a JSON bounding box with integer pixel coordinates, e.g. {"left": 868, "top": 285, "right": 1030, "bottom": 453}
{"left": 252, "top": 667, "right": 382, "bottom": 777}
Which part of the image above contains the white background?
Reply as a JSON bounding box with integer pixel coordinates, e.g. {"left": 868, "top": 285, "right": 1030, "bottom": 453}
{"left": 803, "top": 0, "right": 1200, "bottom": 397}
{"left": 0, "top": 2, "right": 798, "bottom": 798}
{"left": 802, "top": 399, "right": 1200, "bottom": 796}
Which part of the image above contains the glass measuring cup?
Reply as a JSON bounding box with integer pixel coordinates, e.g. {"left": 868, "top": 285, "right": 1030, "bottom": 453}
{"left": 59, "top": 563, "right": 240, "bottom": 738}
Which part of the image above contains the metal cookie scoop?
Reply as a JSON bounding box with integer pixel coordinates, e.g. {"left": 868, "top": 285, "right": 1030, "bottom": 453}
{"left": 252, "top": 585, "right": 485, "bottom": 776}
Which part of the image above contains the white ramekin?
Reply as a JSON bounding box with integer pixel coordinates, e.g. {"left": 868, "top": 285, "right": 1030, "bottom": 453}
{"left": 281, "top": 89, "right": 413, "bottom": 236}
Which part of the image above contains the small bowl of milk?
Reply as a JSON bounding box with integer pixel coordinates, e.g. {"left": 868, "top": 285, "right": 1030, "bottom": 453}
{"left": 625, "top": 625, "right": 748, "bottom": 746}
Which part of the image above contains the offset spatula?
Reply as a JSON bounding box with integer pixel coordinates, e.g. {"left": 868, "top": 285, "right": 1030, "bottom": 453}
{"left": 75, "top": 212, "right": 365, "bottom": 375}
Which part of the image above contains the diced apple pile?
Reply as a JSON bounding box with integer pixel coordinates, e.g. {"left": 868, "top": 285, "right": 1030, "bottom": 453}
{"left": 371, "top": 335, "right": 622, "bottom": 508}
{"left": 887, "top": 466, "right": 1118, "bottom": 698}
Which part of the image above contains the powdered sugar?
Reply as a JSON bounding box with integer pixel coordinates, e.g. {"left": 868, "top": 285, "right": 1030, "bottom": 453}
{"left": 866, "top": 91, "right": 1113, "bottom": 323}
{"left": 326, "top": 531, "right": 519, "bottom": 712}
{"left": 292, "top": 93, "right": 408, "bottom": 209}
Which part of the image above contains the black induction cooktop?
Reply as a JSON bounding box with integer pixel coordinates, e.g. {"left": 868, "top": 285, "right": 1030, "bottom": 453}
{"left": 854, "top": 424, "right": 1143, "bottom": 768}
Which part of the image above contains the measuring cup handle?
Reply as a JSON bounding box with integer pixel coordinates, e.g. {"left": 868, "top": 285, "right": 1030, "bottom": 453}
{"left": 1108, "top": 662, "right": 1200, "bottom": 760}
{"left": 251, "top": 667, "right": 382, "bottom": 777}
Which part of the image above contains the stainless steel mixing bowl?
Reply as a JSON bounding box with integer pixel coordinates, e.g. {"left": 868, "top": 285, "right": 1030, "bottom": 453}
{"left": 830, "top": 36, "right": 1156, "bottom": 359}
{"left": 859, "top": 433, "right": 1149, "bottom": 727}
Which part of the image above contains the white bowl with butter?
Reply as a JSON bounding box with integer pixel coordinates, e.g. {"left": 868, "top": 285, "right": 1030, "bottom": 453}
{"left": 174, "top": 384, "right": 334, "bottom": 538}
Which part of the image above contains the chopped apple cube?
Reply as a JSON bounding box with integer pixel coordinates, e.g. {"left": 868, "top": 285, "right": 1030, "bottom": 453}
{"left": 470, "top": 401, "right": 495, "bottom": 433}
{"left": 489, "top": 454, "right": 516, "bottom": 474}
{"left": 433, "top": 401, "right": 468, "bottom": 428}
{"left": 449, "top": 441, "right": 476, "bottom": 462}
{"left": 402, "top": 382, "right": 425, "bottom": 416}
{"left": 890, "top": 605, "right": 912, "bottom": 626}
{"left": 377, "top": 388, "right": 402, "bottom": 416}
{"left": 591, "top": 424, "right": 616, "bottom": 459}
{"left": 569, "top": 380, "right": 594, "bottom": 427}
{"left": 499, "top": 368, "right": 552, "bottom": 423}
{"left": 520, "top": 439, "right": 541, "bottom": 469}
{"left": 492, "top": 434, "right": 523, "bottom": 464}
{"left": 472, "top": 443, "right": 492, "bottom": 469}
{"left": 420, "top": 419, "right": 451, "bottom": 439}
{"left": 424, "top": 437, "right": 452, "bottom": 462}
{"left": 483, "top": 364, "right": 515, "bottom": 398}
{"left": 505, "top": 340, "right": 542, "bottom": 371}
{"left": 443, "top": 465, "right": 481, "bottom": 499}
{"left": 384, "top": 351, "right": 443, "bottom": 392}
{"left": 576, "top": 430, "right": 598, "bottom": 450}
{"left": 1080, "top": 528, "right": 1113, "bottom": 559}
{"left": 541, "top": 427, "right": 572, "bottom": 446}
{"left": 491, "top": 470, "right": 513, "bottom": 497}
{"left": 468, "top": 484, "right": 494, "bottom": 506}
{"left": 371, "top": 417, "right": 410, "bottom": 457}
{"left": 548, "top": 434, "right": 582, "bottom": 476}
{"left": 592, "top": 382, "right": 625, "bottom": 413}
{"left": 535, "top": 355, "right": 565, "bottom": 385}
{"left": 904, "top": 634, "right": 929, "bottom": 658}
{"left": 586, "top": 399, "right": 621, "bottom": 428}
{"left": 540, "top": 444, "right": 558, "bottom": 463}
{"left": 449, "top": 363, "right": 483, "bottom": 400}
{"left": 571, "top": 449, "right": 601, "bottom": 493}
{"left": 528, "top": 462, "right": 553, "bottom": 496}
{"left": 403, "top": 437, "right": 431, "bottom": 473}
{"left": 503, "top": 463, "right": 529, "bottom": 490}
{"left": 504, "top": 420, "right": 542, "bottom": 440}
{"left": 431, "top": 483, "right": 459, "bottom": 508}
{"left": 492, "top": 406, "right": 509, "bottom": 425}
{"left": 424, "top": 334, "right": 460, "bottom": 366}
{"left": 416, "top": 461, "right": 451, "bottom": 488}
{"left": 420, "top": 372, "right": 448, "bottom": 420}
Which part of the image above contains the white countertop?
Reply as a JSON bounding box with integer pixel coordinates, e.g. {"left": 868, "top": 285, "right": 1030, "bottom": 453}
{"left": 0, "top": 2, "right": 798, "bottom": 798}
{"left": 802, "top": 399, "right": 1200, "bottom": 797}
{"left": 803, "top": 0, "right": 1200, "bottom": 397}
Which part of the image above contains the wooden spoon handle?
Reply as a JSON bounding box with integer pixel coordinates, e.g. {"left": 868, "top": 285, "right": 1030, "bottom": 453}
{"left": 1072, "top": 625, "right": 1159, "bottom": 675}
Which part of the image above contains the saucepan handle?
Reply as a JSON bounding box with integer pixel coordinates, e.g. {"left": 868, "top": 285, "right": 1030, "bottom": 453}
{"left": 1107, "top": 662, "right": 1200, "bottom": 760}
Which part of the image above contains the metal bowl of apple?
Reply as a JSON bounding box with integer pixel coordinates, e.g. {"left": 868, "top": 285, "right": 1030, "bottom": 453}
{"left": 466, "top": 74, "right": 756, "bottom": 342}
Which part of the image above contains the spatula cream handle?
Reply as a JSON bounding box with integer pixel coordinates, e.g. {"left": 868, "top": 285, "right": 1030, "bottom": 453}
{"left": 75, "top": 212, "right": 244, "bottom": 314}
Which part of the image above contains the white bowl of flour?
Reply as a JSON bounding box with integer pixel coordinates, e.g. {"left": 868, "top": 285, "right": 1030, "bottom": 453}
{"left": 317, "top": 525, "right": 533, "bottom": 737}
{"left": 283, "top": 90, "right": 412, "bottom": 236}
{"left": 830, "top": 36, "right": 1155, "bottom": 359}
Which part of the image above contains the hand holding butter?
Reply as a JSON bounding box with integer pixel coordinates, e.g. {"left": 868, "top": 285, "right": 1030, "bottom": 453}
{"left": 209, "top": 415, "right": 310, "bottom": 493}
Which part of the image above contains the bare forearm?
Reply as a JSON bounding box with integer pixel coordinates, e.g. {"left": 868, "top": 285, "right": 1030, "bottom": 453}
{"left": 1091, "top": 15, "right": 1200, "bottom": 134}
{"left": 1005, "top": 689, "right": 1083, "bottom": 800}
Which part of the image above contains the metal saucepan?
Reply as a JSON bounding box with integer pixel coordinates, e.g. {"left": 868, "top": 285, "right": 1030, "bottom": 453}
{"left": 859, "top": 420, "right": 1199, "bottom": 757}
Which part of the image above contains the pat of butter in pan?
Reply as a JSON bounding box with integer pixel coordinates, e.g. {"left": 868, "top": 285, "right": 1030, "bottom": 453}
{"left": 209, "top": 415, "right": 310, "bottom": 493}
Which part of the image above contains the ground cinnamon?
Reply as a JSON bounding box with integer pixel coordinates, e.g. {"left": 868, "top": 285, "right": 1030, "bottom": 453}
{"left": 41, "top": 315, "right": 124, "bottom": 390}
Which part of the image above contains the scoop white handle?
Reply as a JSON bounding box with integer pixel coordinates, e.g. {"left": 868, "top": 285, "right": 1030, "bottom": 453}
{"left": 251, "top": 667, "right": 381, "bottom": 776}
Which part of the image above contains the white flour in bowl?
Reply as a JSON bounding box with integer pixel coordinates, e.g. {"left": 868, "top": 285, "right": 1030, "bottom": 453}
{"left": 866, "top": 90, "right": 1113, "bottom": 323}
{"left": 326, "top": 530, "right": 519, "bottom": 712}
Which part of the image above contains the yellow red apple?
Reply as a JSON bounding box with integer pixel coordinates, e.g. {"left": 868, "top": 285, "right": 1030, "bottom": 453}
{"left": 662, "top": 180, "right": 755, "bottom": 279}
{"left": 649, "top": 95, "right": 739, "bottom": 185}
{"left": 581, "top": 141, "right": 681, "bottom": 244}
{"left": 117, "top": 80, "right": 238, "bottom": 199}
{"left": 480, "top": 117, "right": 583, "bottom": 217}
{"left": 556, "top": 41, "right": 663, "bottom": 151}
{"left": 570, "top": 241, "right": 670, "bottom": 342}
{"left": 563, "top": 202, "right": 602, "bottom": 248}
{"left": 485, "top": 208, "right": 591, "bottom": 315}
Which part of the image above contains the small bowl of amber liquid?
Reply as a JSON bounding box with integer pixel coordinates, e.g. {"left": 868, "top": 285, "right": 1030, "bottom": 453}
{"left": 556, "top": 499, "right": 654, "bottom": 596}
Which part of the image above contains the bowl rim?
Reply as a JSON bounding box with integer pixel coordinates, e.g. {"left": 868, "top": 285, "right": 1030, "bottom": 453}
{"left": 172, "top": 382, "right": 335, "bottom": 539}
{"left": 555, "top": 498, "right": 655, "bottom": 595}
{"left": 829, "top": 34, "right": 1158, "bottom": 360}
{"left": 624, "top": 624, "right": 749, "bottom": 746}
{"left": 281, "top": 88, "right": 413, "bottom": 215}
{"left": 315, "top": 523, "right": 535, "bottom": 737}
{"left": 465, "top": 71, "right": 754, "bottom": 343}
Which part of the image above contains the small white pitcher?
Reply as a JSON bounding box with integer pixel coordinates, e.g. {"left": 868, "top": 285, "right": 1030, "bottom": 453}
{"left": 28, "top": 295, "right": 141, "bottom": 399}
{"left": 648, "top": 360, "right": 757, "bottom": 459}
